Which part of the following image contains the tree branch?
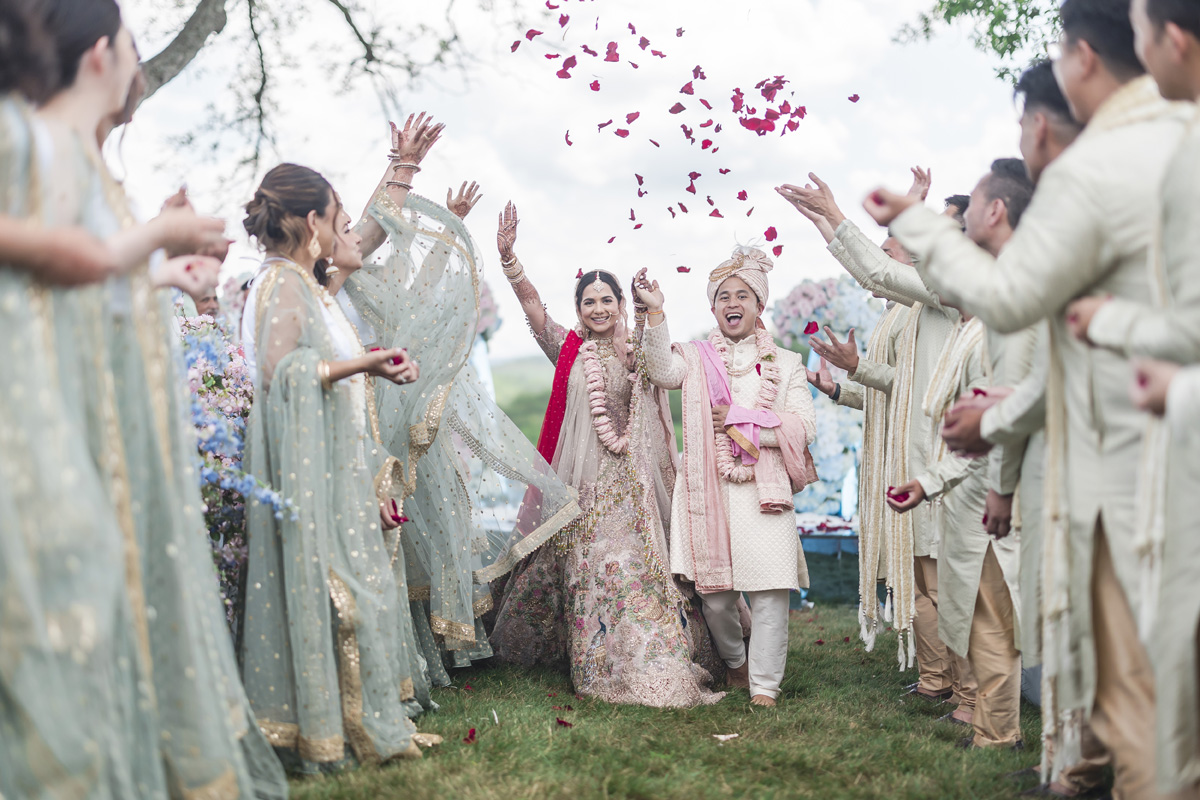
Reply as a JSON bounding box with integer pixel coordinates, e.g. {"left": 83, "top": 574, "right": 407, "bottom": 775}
{"left": 324, "top": 0, "right": 377, "bottom": 64}
{"left": 141, "top": 0, "right": 229, "bottom": 102}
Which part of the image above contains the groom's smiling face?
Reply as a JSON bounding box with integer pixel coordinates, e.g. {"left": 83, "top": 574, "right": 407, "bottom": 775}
{"left": 712, "top": 276, "right": 763, "bottom": 341}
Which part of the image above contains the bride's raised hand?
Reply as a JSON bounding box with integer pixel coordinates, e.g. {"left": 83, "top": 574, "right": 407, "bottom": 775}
{"left": 632, "top": 267, "right": 664, "bottom": 311}
{"left": 392, "top": 112, "right": 444, "bottom": 167}
{"left": 447, "top": 181, "right": 483, "bottom": 220}
{"left": 497, "top": 201, "right": 519, "bottom": 258}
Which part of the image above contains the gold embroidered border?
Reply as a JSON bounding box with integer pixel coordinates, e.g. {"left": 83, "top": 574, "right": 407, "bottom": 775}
{"left": 258, "top": 720, "right": 344, "bottom": 763}
{"left": 328, "top": 570, "right": 378, "bottom": 765}
{"left": 179, "top": 765, "right": 238, "bottom": 800}
{"left": 408, "top": 584, "right": 431, "bottom": 602}
{"left": 398, "top": 677, "right": 415, "bottom": 702}
{"left": 474, "top": 499, "right": 582, "bottom": 584}
{"left": 473, "top": 592, "right": 494, "bottom": 617}
{"left": 429, "top": 614, "right": 475, "bottom": 642}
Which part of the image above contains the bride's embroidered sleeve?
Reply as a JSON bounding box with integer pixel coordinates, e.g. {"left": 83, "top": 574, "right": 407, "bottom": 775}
{"left": 643, "top": 321, "right": 686, "bottom": 390}
{"left": 532, "top": 309, "right": 568, "bottom": 363}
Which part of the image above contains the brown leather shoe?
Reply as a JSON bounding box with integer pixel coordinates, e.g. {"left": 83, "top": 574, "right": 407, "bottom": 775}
{"left": 725, "top": 662, "right": 749, "bottom": 689}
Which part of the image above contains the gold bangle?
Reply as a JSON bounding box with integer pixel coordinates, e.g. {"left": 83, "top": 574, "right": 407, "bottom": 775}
{"left": 647, "top": 309, "right": 664, "bottom": 317}
{"left": 500, "top": 254, "right": 518, "bottom": 268}
{"left": 318, "top": 360, "right": 333, "bottom": 390}
{"left": 386, "top": 180, "right": 412, "bottom": 190}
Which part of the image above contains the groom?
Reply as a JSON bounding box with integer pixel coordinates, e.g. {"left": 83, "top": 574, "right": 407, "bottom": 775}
{"left": 635, "top": 250, "right": 818, "bottom": 706}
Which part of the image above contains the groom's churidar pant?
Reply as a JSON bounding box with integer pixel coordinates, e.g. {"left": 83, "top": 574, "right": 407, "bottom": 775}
{"left": 913, "top": 555, "right": 977, "bottom": 711}
{"left": 701, "top": 589, "right": 790, "bottom": 700}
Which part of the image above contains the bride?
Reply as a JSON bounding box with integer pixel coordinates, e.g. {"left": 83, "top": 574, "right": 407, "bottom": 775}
{"left": 489, "top": 202, "right": 724, "bottom": 707}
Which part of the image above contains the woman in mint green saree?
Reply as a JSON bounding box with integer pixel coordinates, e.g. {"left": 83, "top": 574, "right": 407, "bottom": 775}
{"left": 240, "top": 163, "right": 434, "bottom": 772}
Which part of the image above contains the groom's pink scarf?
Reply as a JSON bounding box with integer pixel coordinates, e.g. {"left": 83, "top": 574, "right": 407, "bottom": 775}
{"left": 676, "top": 340, "right": 819, "bottom": 594}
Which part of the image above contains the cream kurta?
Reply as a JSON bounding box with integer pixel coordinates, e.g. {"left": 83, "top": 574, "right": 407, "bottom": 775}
{"left": 829, "top": 220, "right": 959, "bottom": 558}
{"left": 643, "top": 322, "right": 815, "bottom": 592}
{"left": 892, "top": 76, "right": 1191, "bottom": 713}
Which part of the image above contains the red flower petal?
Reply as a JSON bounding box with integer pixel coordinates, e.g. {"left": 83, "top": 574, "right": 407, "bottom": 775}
{"left": 637, "top": 188, "right": 647, "bottom": 198}
{"left": 785, "top": 119, "right": 800, "bottom": 133}
{"left": 629, "top": 209, "right": 636, "bottom": 222}
{"left": 714, "top": 123, "right": 723, "bottom": 133}
{"left": 628, "top": 23, "right": 636, "bottom": 34}
{"left": 581, "top": 44, "right": 598, "bottom": 56}
{"left": 764, "top": 109, "right": 781, "bottom": 121}
{"left": 972, "top": 388, "right": 988, "bottom": 397}
{"left": 693, "top": 65, "right": 707, "bottom": 80}
{"left": 629, "top": 62, "right": 639, "bottom": 69}
{"left": 699, "top": 118, "right": 713, "bottom": 128}
{"left": 676, "top": 27, "right": 685, "bottom": 37}
{"left": 556, "top": 718, "right": 574, "bottom": 728}
{"left": 685, "top": 181, "right": 697, "bottom": 194}
{"left": 669, "top": 102, "right": 686, "bottom": 114}
{"left": 780, "top": 101, "right": 792, "bottom": 114}
{"left": 545, "top": 0, "right": 559, "bottom": 6}
{"left": 649, "top": 139, "right": 660, "bottom": 147}
{"left": 688, "top": 171, "right": 702, "bottom": 180}
{"left": 764, "top": 226, "right": 778, "bottom": 242}
{"left": 706, "top": 195, "right": 715, "bottom": 206}
{"left": 526, "top": 29, "right": 544, "bottom": 40}
{"left": 849, "top": 94, "right": 860, "bottom": 103}
{"left": 597, "top": 119, "right": 613, "bottom": 130}
{"left": 719, "top": 168, "right": 732, "bottom": 175}
{"left": 559, "top": 13, "right": 569, "bottom": 27}
{"left": 792, "top": 106, "right": 807, "bottom": 119}
{"left": 511, "top": 40, "right": 521, "bottom": 52}
{"left": 651, "top": 49, "right": 666, "bottom": 58}
{"left": 680, "top": 124, "right": 694, "bottom": 143}
{"left": 699, "top": 98, "right": 713, "bottom": 110}
{"left": 615, "top": 129, "right": 630, "bottom": 138}
{"left": 711, "top": 147, "right": 719, "bottom": 154}
{"left": 844, "top": 636, "right": 851, "bottom": 643}
{"left": 607, "top": 236, "right": 616, "bottom": 244}
{"left": 576, "top": 269, "right": 583, "bottom": 279}
{"left": 633, "top": 223, "right": 643, "bottom": 230}
{"left": 635, "top": 174, "right": 644, "bottom": 186}
{"left": 564, "top": 130, "right": 572, "bottom": 146}
{"left": 464, "top": 728, "right": 477, "bottom": 744}
{"left": 589, "top": 79, "right": 600, "bottom": 91}
{"left": 604, "top": 42, "right": 620, "bottom": 62}
{"left": 680, "top": 81, "right": 695, "bottom": 95}
{"left": 815, "top": 639, "right": 825, "bottom": 645}
{"left": 562, "top": 55, "right": 577, "bottom": 69}
{"left": 678, "top": 202, "right": 689, "bottom": 213}
{"left": 731, "top": 88, "right": 745, "bottom": 113}
{"left": 773, "top": 245, "right": 784, "bottom": 257}
{"left": 701, "top": 139, "right": 712, "bottom": 150}
{"left": 746, "top": 207, "right": 754, "bottom": 216}
{"left": 668, "top": 206, "right": 676, "bottom": 218}
{"left": 464, "top": 683, "right": 475, "bottom": 691}
{"left": 638, "top": 36, "right": 650, "bottom": 50}
{"left": 737, "top": 190, "right": 748, "bottom": 201}
{"left": 545, "top": 53, "right": 561, "bottom": 59}
{"left": 804, "top": 321, "right": 819, "bottom": 335}
{"left": 677, "top": 266, "right": 691, "bottom": 273}
{"left": 870, "top": 191, "right": 884, "bottom": 205}
{"left": 626, "top": 112, "right": 640, "bottom": 124}
{"left": 982, "top": 514, "right": 990, "bottom": 526}
{"left": 710, "top": 209, "right": 723, "bottom": 218}
{"left": 556, "top": 68, "right": 572, "bottom": 79}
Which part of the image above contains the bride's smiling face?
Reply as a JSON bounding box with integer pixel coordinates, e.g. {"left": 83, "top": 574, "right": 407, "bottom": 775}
{"left": 577, "top": 276, "right": 620, "bottom": 337}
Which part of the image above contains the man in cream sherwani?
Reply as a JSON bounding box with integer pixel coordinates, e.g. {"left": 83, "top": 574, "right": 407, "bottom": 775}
{"left": 634, "top": 251, "right": 817, "bottom": 708}
{"left": 865, "top": 1, "right": 1191, "bottom": 795}
{"left": 777, "top": 176, "right": 978, "bottom": 727}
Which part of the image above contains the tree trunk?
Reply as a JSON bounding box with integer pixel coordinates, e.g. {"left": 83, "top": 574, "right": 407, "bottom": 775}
{"left": 140, "top": 0, "right": 229, "bottom": 103}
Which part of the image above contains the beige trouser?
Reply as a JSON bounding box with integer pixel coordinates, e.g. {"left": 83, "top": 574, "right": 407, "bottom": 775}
{"left": 1090, "top": 527, "right": 1200, "bottom": 800}
{"left": 968, "top": 544, "right": 1021, "bottom": 747}
{"left": 914, "top": 555, "right": 977, "bottom": 710}
{"left": 702, "top": 589, "right": 790, "bottom": 699}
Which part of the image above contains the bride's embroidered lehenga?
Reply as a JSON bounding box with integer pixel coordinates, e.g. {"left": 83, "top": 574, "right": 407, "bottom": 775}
{"left": 491, "top": 276, "right": 725, "bottom": 707}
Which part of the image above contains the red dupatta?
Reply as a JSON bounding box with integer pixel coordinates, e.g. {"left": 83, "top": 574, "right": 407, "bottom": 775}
{"left": 535, "top": 330, "right": 583, "bottom": 464}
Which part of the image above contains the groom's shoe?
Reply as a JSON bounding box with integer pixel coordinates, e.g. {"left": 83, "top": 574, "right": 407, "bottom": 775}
{"left": 750, "top": 694, "right": 777, "bottom": 707}
{"left": 725, "top": 662, "right": 750, "bottom": 689}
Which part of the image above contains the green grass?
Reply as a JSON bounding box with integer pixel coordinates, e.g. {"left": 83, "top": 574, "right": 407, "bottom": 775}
{"left": 289, "top": 599, "right": 1044, "bottom": 800}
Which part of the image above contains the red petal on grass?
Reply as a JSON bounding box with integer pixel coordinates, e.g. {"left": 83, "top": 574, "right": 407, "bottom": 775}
{"left": 597, "top": 119, "right": 613, "bottom": 130}
{"left": 589, "top": 79, "right": 600, "bottom": 91}
{"left": 526, "top": 29, "right": 544, "bottom": 40}
{"left": 701, "top": 139, "right": 712, "bottom": 150}
{"left": 651, "top": 49, "right": 666, "bottom": 58}
{"left": 710, "top": 209, "right": 723, "bottom": 218}
{"left": 633, "top": 223, "right": 643, "bottom": 230}
{"left": 635, "top": 174, "right": 645, "bottom": 186}
{"left": 604, "top": 42, "right": 620, "bottom": 62}
{"left": 511, "top": 40, "right": 521, "bottom": 52}
{"left": 463, "top": 728, "right": 477, "bottom": 744}
{"left": 626, "top": 111, "right": 640, "bottom": 124}
{"left": 638, "top": 36, "right": 650, "bottom": 50}
{"left": 548, "top": 692, "right": 557, "bottom": 697}
{"left": 699, "top": 98, "right": 712, "bottom": 110}
{"left": 804, "top": 321, "right": 818, "bottom": 335}
{"left": 678, "top": 202, "right": 689, "bottom": 213}
{"left": 581, "top": 44, "right": 598, "bottom": 56}
{"left": 719, "top": 168, "right": 732, "bottom": 175}
{"left": 649, "top": 139, "right": 660, "bottom": 147}
{"left": 564, "top": 130, "right": 572, "bottom": 146}
{"left": 676, "top": 27, "right": 685, "bottom": 37}
{"left": 680, "top": 81, "right": 695, "bottom": 95}
{"left": 545, "top": 53, "right": 561, "bottom": 59}
{"left": 677, "top": 266, "right": 691, "bottom": 273}
{"left": 615, "top": 129, "right": 630, "bottom": 138}
{"left": 737, "top": 190, "right": 748, "bottom": 201}
{"left": 607, "top": 236, "right": 616, "bottom": 243}
{"left": 698, "top": 119, "right": 713, "bottom": 128}
{"left": 773, "top": 245, "right": 784, "bottom": 257}
{"left": 669, "top": 102, "right": 686, "bottom": 114}
{"left": 849, "top": 94, "right": 860, "bottom": 103}
{"left": 815, "top": 639, "right": 825, "bottom": 645}
{"left": 556, "top": 718, "right": 574, "bottom": 728}
{"left": 668, "top": 206, "right": 676, "bottom": 218}
{"left": 764, "top": 226, "right": 778, "bottom": 242}
{"left": 559, "top": 13, "right": 569, "bottom": 26}
{"left": 693, "top": 65, "right": 707, "bottom": 80}
{"left": 463, "top": 683, "right": 474, "bottom": 691}
{"left": 844, "top": 637, "right": 851, "bottom": 643}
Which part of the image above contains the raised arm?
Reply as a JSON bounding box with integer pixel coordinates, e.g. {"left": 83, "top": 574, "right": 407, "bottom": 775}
{"left": 358, "top": 113, "right": 444, "bottom": 260}
{"left": 496, "top": 200, "right": 550, "bottom": 338}
{"left": 633, "top": 267, "right": 687, "bottom": 390}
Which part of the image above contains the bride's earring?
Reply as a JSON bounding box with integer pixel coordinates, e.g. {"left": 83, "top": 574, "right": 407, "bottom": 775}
{"left": 308, "top": 231, "right": 321, "bottom": 259}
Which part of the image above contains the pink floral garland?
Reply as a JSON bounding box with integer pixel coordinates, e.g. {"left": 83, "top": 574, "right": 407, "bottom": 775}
{"left": 580, "top": 339, "right": 635, "bottom": 455}
{"left": 709, "top": 327, "right": 780, "bottom": 483}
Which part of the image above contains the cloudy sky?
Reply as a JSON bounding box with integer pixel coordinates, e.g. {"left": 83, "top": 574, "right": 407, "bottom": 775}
{"left": 119, "top": 0, "right": 1026, "bottom": 360}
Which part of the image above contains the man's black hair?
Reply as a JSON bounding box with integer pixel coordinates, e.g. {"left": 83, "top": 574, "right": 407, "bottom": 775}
{"left": 1016, "top": 60, "right": 1081, "bottom": 126}
{"left": 984, "top": 158, "right": 1036, "bottom": 228}
{"left": 944, "top": 194, "right": 970, "bottom": 213}
{"left": 1146, "top": 0, "right": 1200, "bottom": 41}
{"left": 1060, "top": 0, "right": 1147, "bottom": 79}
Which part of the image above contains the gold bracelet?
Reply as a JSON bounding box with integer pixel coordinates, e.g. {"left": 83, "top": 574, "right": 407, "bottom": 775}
{"left": 647, "top": 309, "right": 664, "bottom": 317}
{"left": 505, "top": 270, "right": 526, "bottom": 286}
{"left": 500, "top": 254, "right": 518, "bottom": 268}
{"left": 386, "top": 180, "right": 412, "bottom": 190}
{"left": 318, "top": 360, "right": 333, "bottom": 390}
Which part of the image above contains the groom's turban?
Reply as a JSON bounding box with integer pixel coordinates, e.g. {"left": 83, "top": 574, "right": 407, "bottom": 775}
{"left": 707, "top": 247, "right": 774, "bottom": 307}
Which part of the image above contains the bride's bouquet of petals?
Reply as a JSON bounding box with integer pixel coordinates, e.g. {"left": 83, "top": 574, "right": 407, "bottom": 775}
{"left": 178, "top": 314, "right": 295, "bottom": 632}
